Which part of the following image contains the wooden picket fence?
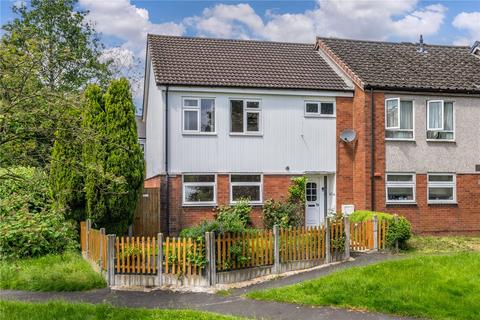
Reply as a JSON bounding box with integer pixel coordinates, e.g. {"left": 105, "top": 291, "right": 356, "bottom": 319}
{"left": 164, "top": 237, "right": 204, "bottom": 276}
{"left": 115, "top": 236, "right": 158, "bottom": 275}
{"left": 216, "top": 230, "right": 273, "bottom": 271}
{"left": 349, "top": 219, "right": 389, "bottom": 251}
{"left": 280, "top": 226, "right": 325, "bottom": 263}
{"left": 80, "top": 221, "right": 107, "bottom": 271}
{"left": 80, "top": 221, "right": 87, "bottom": 252}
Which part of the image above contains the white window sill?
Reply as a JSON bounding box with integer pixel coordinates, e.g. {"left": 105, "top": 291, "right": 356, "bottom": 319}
{"left": 230, "top": 202, "right": 263, "bottom": 206}
{"left": 182, "top": 132, "right": 217, "bottom": 136}
{"left": 386, "top": 202, "right": 417, "bottom": 205}
{"left": 385, "top": 138, "right": 415, "bottom": 142}
{"left": 182, "top": 203, "right": 217, "bottom": 207}
{"left": 229, "top": 133, "right": 263, "bottom": 137}
{"left": 304, "top": 114, "right": 336, "bottom": 118}
{"left": 426, "top": 139, "right": 456, "bottom": 143}
{"left": 428, "top": 201, "right": 457, "bottom": 205}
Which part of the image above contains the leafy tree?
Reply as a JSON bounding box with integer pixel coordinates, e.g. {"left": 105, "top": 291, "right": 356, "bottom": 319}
{"left": 3, "top": 0, "right": 110, "bottom": 92}
{"left": 83, "top": 79, "right": 144, "bottom": 234}
{"left": 103, "top": 78, "right": 145, "bottom": 234}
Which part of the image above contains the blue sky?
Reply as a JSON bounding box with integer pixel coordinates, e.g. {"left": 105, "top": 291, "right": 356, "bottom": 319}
{"left": 1, "top": 0, "right": 479, "bottom": 106}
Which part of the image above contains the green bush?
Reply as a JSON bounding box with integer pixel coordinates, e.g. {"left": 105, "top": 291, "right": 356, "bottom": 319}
{"left": 288, "top": 176, "right": 307, "bottom": 205}
{"left": 262, "top": 199, "right": 302, "bottom": 229}
{"left": 386, "top": 217, "right": 412, "bottom": 250}
{"left": 0, "top": 167, "right": 76, "bottom": 259}
{"left": 179, "top": 201, "right": 253, "bottom": 239}
{"left": 349, "top": 210, "right": 412, "bottom": 250}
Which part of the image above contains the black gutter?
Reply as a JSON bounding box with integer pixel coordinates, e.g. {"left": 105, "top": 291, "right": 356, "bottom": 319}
{"left": 370, "top": 88, "right": 375, "bottom": 211}
{"left": 165, "top": 86, "right": 170, "bottom": 235}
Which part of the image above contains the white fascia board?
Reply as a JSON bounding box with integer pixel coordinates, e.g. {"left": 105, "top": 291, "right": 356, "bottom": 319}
{"left": 317, "top": 50, "right": 355, "bottom": 90}
{"left": 158, "top": 85, "right": 354, "bottom": 97}
{"left": 142, "top": 51, "right": 152, "bottom": 121}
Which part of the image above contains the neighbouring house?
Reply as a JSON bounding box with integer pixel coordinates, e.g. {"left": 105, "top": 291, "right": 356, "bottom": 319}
{"left": 136, "top": 114, "right": 146, "bottom": 155}
{"left": 141, "top": 34, "right": 480, "bottom": 235}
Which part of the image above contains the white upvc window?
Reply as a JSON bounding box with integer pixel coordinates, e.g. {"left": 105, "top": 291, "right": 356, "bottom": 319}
{"left": 230, "top": 99, "right": 262, "bottom": 134}
{"left": 304, "top": 100, "right": 336, "bottom": 117}
{"left": 427, "top": 173, "right": 456, "bottom": 204}
{"left": 385, "top": 98, "right": 414, "bottom": 140}
{"left": 386, "top": 173, "right": 416, "bottom": 204}
{"left": 182, "top": 97, "right": 215, "bottom": 134}
{"left": 427, "top": 100, "right": 454, "bottom": 141}
{"left": 182, "top": 174, "right": 216, "bottom": 205}
{"left": 230, "top": 174, "right": 262, "bottom": 204}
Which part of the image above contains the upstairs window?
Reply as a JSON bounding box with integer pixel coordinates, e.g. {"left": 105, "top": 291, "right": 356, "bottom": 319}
{"left": 385, "top": 98, "right": 414, "bottom": 140}
{"left": 183, "top": 98, "right": 215, "bottom": 133}
{"left": 183, "top": 174, "right": 216, "bottom": 205}
{"left": 230, "top": 99, "right": 261, "bottom": 134}
{"left": 428, "top": 174, "right": 456, "bottom": 204}
{"left": 230, "top": 174, "right": 262, "bottom": 204}
{"left": 386, "top": 173, "right": 416, "bottom": 203}
{"left": 427, "top": 100, "right": 454, "bottom": 140}
{"left": 304, "top": 101, "right": 335, "bottom": 117}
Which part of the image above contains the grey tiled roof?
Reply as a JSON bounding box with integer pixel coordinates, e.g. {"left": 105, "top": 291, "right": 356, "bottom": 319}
{"left": 147, "top": 34, "right": 351, "bottom": 91}
{"left": 318, "top": 37, "right": 480, "bottom": 93}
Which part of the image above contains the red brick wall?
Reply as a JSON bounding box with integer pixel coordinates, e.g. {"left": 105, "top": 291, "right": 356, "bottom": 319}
{"left": 377, "top": 174, "right": 480, "bottom": 235}
{"left": 167, "top": 174, "right": 296, "bottom": 235}
{"left": 336, "top": 96, "right": 354, "bottom": 209}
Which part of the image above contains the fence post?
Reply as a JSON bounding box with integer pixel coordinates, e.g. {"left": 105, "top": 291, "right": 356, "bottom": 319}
{"left": 205, "top": 232, "right": 216, "bottom": 286}
{"left": 343, "top": 217, "right": 350, "bottom": 260}
{"left": 273, "top": 225, "right": 280, "bottom": 273}
{"left": 107, "top": 234, "right": 116, "bottom": 286}
{"left": 99, "top": 228, "right": 105, "bottom": 268}
{"left": 394, "top": 214, "right": 399, "bottom": 253}
{"left": 325, "top": 218, "right": 331, "bottom": 263}
{"left": 86, "top": 219, "right": 91, "bottom": 258}
{"left": 373, "top": 215, "right": 379, "bottom": 251}
{"left": 157, "top": 233, "right": 163, "bottom": 287}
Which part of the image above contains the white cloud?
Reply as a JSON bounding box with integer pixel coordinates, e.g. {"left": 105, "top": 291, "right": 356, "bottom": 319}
{"left": 452, "top": 12, "right": 480, "bottom": 45}
{"left": 185, "top": 0, "right": 447, "bottom": 43}
{"left": 79, "top": 0, "right": 184, "bottom": 54}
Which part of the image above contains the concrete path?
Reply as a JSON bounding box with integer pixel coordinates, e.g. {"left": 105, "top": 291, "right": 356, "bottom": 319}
{"left": 0, "top": 253, "right": 412, "bottom": 320}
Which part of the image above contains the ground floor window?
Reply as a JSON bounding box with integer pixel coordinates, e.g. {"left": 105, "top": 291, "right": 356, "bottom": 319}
{"left": 182, "top": 174, "right": 216, "bottom": 205}
{"left": 428, "top": 173, "right": 456, "bottom": 204}
{"left": 230, "top": 174, "right": 262, "bottom": 204}
{"left": 386, "top": 173, "right": 416, "bottom": 203}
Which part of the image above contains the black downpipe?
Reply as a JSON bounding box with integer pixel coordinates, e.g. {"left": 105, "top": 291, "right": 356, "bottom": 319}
{"left": 165, "top": 86, "right": 170, "bottom": 235}
{"left": 370, "top": 88, "right": 375, "bottom": 211}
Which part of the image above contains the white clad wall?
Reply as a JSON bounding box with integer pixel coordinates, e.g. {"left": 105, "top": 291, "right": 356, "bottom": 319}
{"left": 145, "top": 60, "right": 165, "bottom": 178}
{"left": 161, "top": 89, "right": 337, "bottom": 175}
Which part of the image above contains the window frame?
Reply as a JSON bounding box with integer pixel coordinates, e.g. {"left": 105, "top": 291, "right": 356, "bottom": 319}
{"left": 182, "top": 97, "right": 216, "bottom": 135}
{"left": 385, "top": 98, "right": 415, "bottom": 141}
{"left": 426, "top": 100, "right": 455, "bottom": 142}
{"left": 182, "top": 174, "right": 217, "bottom": 206}
{"left": 304, "top": 100, "right": 336, "bottom": 118}
{"left": 229, "top": 173, "right": 263, "bottom": 204}
{"left": 427, "top": 173, "right": 456, "bottom": 204}
{"left": 229, "top": 99, "right": 263, "bottom": 135}
{"left": 385, "top": 173, "right": 416, "bottom": 204}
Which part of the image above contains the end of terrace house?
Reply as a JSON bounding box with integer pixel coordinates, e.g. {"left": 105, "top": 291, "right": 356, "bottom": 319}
{"left": 138, "top": 34, "right": 480, "bottom": 235}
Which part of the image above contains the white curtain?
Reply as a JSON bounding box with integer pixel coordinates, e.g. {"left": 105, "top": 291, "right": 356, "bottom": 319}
{"left": 400, "top": 101, "right": 413, "bottom": 129}
{"left": 428, "top": 101, "right": 442, "bottom": 129}
{"left": 444, "top": 102, "right": 454, "bottom": 131}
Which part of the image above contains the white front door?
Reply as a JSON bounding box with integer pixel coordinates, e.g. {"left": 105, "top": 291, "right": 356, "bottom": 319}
{"left": 305, "top": 177, "right": 325, "bottom": 227}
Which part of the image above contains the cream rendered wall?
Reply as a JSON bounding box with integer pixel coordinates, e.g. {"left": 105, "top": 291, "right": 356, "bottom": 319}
{"left": 385, "top": 93, "right": 480, "bottom": 174}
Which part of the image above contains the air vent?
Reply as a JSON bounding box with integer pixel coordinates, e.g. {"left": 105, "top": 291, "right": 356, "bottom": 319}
{"left": 476, "top": 164, "right": 480, "bottom": 172}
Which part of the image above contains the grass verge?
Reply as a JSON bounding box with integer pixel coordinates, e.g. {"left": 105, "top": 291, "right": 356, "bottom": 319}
{"left": 407, "top": 235, "right": 480, "bottom": 254}
{"left": 0, "top": 301, "right": 241, "bottom": 320}
{"left": 0, "top": 252, "right": 106, "bottom": 291}
{"left": 248, "top": 253, "right": 480, "bottom": 320}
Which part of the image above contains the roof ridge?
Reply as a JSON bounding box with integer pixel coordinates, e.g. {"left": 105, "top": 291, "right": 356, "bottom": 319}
{"left": 316, "top": 36, "right": 471, "bottom": 49}
{"left": 147, "top": 33, "right": 315, "bottom": 46}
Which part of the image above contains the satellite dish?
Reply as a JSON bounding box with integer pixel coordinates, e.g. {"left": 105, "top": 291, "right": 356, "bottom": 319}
{"left": 340, "top": 129, "right": 357, "bottom": 143}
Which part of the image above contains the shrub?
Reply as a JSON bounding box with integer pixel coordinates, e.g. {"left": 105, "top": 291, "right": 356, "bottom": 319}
{"left": 0, "top": 167, "right": 76, "bottom": 259}
{"left": 348, "top": 210, "right": 412, "bottom": 250}
{"left": 262, "top": 199, "right": 302, "bottom": 229}
{"left": 386, "top": 217, "right": 412, "bottom": 250}
{"left": 179, "top": 220, "right": 221, "bottom": 241}
{"left": 288, "top": 176, "right": 307, "bottom": 205}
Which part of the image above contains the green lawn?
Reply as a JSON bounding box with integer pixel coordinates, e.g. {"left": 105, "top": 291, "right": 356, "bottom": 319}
{"left": 407, "top": 235, "right": 480, "bottom": 254}
{"left": 0, "top": 301, "right": 241, "bottom": 320}
{"left": 0, "top": 252, "right": 106, "bottom": 291}
{"left": 248, "top": 253, "right": 480, "bottom": 320}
